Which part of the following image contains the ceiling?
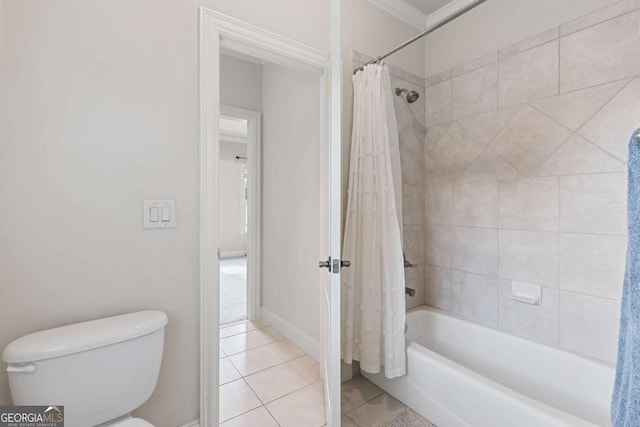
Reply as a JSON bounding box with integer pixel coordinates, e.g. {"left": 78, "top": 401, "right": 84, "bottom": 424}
{"left": 368, "top": 0, "right": 470, "bottom": 30}
{"left": 403, "top": 0, "right": 454, "bottom": 15}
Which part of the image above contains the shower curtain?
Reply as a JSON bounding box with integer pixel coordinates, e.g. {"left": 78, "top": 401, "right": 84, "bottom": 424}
{"left": 341, "top": 63, "right": 406, "bottom": 379}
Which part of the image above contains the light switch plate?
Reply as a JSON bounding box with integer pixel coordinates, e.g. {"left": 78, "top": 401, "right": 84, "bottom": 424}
{"left": 143, "top": 200, "right": 176, "bottom": 229}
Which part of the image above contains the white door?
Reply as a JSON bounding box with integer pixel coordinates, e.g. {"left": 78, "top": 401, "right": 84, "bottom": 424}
{"left": 320, "top": 0, "right": 342, "bottom": 425}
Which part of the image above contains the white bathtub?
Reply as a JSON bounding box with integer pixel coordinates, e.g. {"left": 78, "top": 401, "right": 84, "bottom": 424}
{"left": 363, "top": 306, "right": 615, "bottom": 427}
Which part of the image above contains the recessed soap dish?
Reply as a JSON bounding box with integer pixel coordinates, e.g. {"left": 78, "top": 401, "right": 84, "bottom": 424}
{"left": 511, "top": 281, "right": 542, "bottom": 305}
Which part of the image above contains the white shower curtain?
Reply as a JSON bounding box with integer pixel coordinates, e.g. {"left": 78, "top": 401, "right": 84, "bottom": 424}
{"left": 341, "top": 63, "right": 406, "bottom": 379}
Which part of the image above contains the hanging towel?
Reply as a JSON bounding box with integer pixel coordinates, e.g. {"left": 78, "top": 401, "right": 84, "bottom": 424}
{"left": 341, "top": 63, "right": 406, "bottom": 379}
{"left": 612, "top": 128, "right": 640, "bottom": 426}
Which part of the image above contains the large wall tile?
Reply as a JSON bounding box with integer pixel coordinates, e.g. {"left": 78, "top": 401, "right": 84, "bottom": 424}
{"left": 424, "top": 181, "right": 451, "bottom": 225}
{"left": 498, "top": 230, "right": 559, "bottom": 288}
{"left": 536, "top": 134, "right": 626, "bottom": 176}
{"left": 402, "top": 184, "right": 424, "bottom": 226}
{"left": 452, "top": 63, "right": 498, "bottom": 120}
{"left": 489, "top": 106, "right": 572, "bottom": 175}
{"left": 498, "top": 177, "right": 559, "bottom": 231}
{"left": 560, "top": 234, "right": 626, "bottom": 299}
{"left": 425, "top": 69, "right": 452, "bottom": 87}
{"left": 560, "top": 291, "right": 620, "bottom": 363}
{"left": 425, "top": 79, "right": 452, "bottom": 126}
{"left": 531, "top": 79, "right": 628, "bottom": 131}
{"left": 452, "top": 51, "right": 497, "bottom": 77}
{"left": 451, "top": 227, "right": 498, "bottom": 276}
{"left": 452, "top": 271, "right": 498, "bottom": 327}
{"left": 451, "top": 180, "right": 498, "bottom": 228}
{"left": 499, "top": 27, "right": 559, "bottom": 59}
{"left": 405, "top": 265, "right": 425, "bottom": 310}
{"left": 560, "top": 0, "right": 640, "bottom": 36}
{"left": 464, "top": 149, "right": 519, "bottom": 181}
{"left": 424, "top": 224, "right": 451, "bottom": 268}
{"left": 424, "top": 265, "right": 452, "bottom": 311}
{"left": 498, "top": 41, "right": 559, "bottom": 108}
{"left": 399, "top": 124, "right": 425, "bottom": 188}
{"left": 426, "top": 122, "right": 488, "bottom": 178}
{"left": 560, "top": 10, "right": 640, "bottom": 92}
{"left": 559, "top": 173, "right": 627, "bottom": 235}
{"left": 458, "top": 105, "right": 523, "bottom": 145}
{"left": 403, "top": 224, "right": 425, "bottom": 265}
{"left": 579, "top": 78, "right": 640, "bottom": 162}
{"left": 498, "top": 280, "right": 560, "bottom": 345}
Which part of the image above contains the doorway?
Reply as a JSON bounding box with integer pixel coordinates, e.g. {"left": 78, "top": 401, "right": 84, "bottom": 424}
{"left": 199, "top": 7, "right": 341, "bottom": 427}
{"left": 218, "top": 104, "right": 261, "bottom": 325}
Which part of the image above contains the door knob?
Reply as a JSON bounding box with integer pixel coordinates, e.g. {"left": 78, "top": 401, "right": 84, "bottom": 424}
{"left": 319, "top": 257, "right": 331, "bottom": 270}
{"left": 341, "top": 260, "right": 351, "bottom": 268}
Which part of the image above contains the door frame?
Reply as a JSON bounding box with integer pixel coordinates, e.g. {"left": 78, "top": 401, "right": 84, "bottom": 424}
{"left": 219, "top": 105, "right": 262, "bottom": 321}
{"left": 199, "top": 8, "right": 330, "bottom": 426}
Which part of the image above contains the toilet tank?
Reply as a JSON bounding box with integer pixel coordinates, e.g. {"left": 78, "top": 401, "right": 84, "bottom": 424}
{"left": 2, "top": 311, "right": 168, "bottom": 427}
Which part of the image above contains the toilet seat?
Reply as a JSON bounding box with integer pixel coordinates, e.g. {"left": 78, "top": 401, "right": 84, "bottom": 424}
{"left": 108, "top": 418, "right": 155, "bottom": 427}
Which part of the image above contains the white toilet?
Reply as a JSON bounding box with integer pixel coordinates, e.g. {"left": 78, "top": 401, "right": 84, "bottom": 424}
{"left": 2, "top": 310, "right": 168, "bottom": 427}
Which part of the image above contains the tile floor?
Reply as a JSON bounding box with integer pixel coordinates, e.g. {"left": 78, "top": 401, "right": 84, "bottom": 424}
{"left": 219, "top": 319, "right": 326, "bottom": 426}
{"left": 341, "top": 376, "right": 436, "bottom": 427}
{"left": 219, "top": 257, "right": 247, "bottom": 325}
{"left": 219, "top": 320, "right": 435, "bottom": 427}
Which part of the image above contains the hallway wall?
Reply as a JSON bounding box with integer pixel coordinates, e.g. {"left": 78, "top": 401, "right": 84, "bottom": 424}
{"left": 261, "top": 62, "right": 321, "bottom": 356}
{"left": 0, "top": 1, "right": 328, "bottom": 425}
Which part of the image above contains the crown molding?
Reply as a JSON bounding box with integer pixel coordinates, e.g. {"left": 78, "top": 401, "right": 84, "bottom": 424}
{"left": 369, "top": 0, "right": 484, "bottom": 33}
{"left": 368, "top": 0, "right": 427, "bottom": 30}
{"left": 425, "top": 0, "right": 482, "bottom": 27}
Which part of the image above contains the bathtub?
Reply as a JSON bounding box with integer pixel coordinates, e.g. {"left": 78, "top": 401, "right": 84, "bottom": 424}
{"left": 363, "top": 306, "right": 615, "bottom": 427}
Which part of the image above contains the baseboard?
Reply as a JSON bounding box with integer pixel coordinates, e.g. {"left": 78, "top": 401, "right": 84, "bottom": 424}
{"left": 218, "top": 250, "right": 247, "bottom": 259}
{"left": 178, "top": 421, "right": 199, "bottom": 427}
{"left": 261, "top": 306, "right": 320, "bottom": 360}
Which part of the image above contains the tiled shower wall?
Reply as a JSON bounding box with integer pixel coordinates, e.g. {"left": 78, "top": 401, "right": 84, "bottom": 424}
{"left": 422, "top": 0, "right": 640, "bottom": 365}
{"left": 352, "top": 51, "right": 428, "bottom": 311}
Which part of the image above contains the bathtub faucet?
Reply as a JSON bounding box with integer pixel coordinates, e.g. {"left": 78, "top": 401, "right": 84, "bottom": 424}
{"left": 405, "top": 287, "right": 416, "bottom": 297}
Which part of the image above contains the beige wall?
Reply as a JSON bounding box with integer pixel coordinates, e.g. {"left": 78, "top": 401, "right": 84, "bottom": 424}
{"left": 423, "top": 0, "right": 620, "bottom": 76}
{"left": 220, "top": 54, "right": 263, "bottom": 112}
{"left": 0, "top": 1, "right": 328, "bottom": 426}
{"left": 261, "top": 62, "right": 321, "bottom": 348}
{"left": 421, "top": 0, "right": 640, "bottom": 364}
{"left": 341, "top": 0, "right": 426, "bottom": 235}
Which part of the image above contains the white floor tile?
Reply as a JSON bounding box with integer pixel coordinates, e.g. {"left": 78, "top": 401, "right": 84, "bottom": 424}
{"left": 245, "top": 363, "right": 310, "bottom": 403}
{"left": 220, "top": 406, "right": 279, "bottom": 427}
{"left": 252, "top": 326, "right": 284, "bottom": 344}
{"left": 286, "top": 355, "right": 321, "bottom": 384}
{"left": 228, "top": 345, "right": 284, "bottom": 376}
{"left": 268, "top": 339, "right": 305, "bottom": 361}
{"left": 346, "top": 393, "right": 406, "bottom": 426}
{"left": 220, "top": 331, "right": 266, "bottom": 356}
{"left": 341, "top": 375, "right": 384, "bottom": 414}
{"left": 219, "top": 379, "right": 262, "bottom": 422}
{"left": 220, "top": 323, "right": 250, "bottom": 338}
{"left": 342, "top": 415, "right": 359, "bottom": 427}
{"left": 267, "top": 381, "right": 327, "bottom": 427}
{"left": 220, "top": 357, "right": 242, "bottom": 385}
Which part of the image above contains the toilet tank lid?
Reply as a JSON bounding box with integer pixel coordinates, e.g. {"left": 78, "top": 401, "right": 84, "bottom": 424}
{"left": 2, "top": 310, "right": 168, "bottom": 364}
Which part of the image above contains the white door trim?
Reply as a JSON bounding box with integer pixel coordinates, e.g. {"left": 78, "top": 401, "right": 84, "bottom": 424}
{"left": 219, "top": 105, "right": 261, "bottom": 321}
{"left": 199, "top": 8, "right": 329, "bottom": 426}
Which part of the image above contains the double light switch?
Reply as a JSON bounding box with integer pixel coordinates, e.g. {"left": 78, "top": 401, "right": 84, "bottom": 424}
{"left": 143, "top": 200, "right": 176, "bottom": 229}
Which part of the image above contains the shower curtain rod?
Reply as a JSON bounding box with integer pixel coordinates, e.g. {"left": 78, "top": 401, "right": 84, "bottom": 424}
{"left": 353, "top": 0, "right": 487, "bottom": 74}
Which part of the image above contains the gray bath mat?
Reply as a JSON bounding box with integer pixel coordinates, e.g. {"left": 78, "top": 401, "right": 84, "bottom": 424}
{"left": 383, "top": 408, "right": 437, "bottom": 427}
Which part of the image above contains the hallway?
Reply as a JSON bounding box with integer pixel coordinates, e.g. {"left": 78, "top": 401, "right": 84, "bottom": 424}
{"left": 220, "top": 257, "right": 247, "bottom": 325}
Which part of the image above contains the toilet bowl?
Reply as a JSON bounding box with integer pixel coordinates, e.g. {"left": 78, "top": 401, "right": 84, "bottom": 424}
{"left": 2, "top": 310, "right": 168, "bottom": 427}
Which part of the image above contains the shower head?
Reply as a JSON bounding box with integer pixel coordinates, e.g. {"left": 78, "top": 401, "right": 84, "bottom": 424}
{"left": 395, "top": 87, "right": 420, "bottom": 103}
